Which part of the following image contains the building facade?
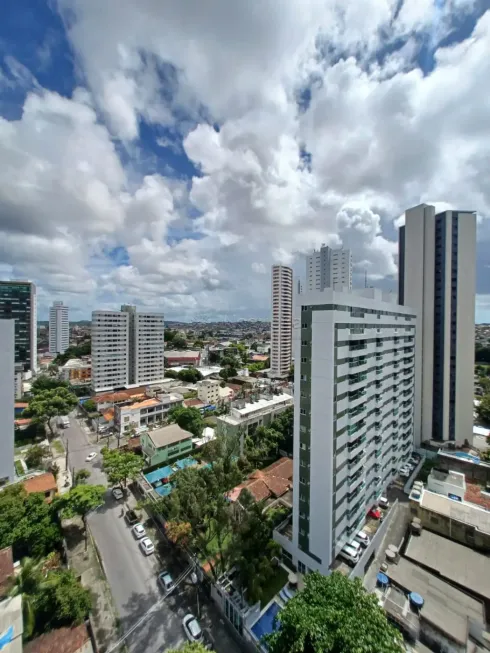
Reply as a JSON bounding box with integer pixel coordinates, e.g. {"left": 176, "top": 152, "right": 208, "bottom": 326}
{"left": 92, "top": 306, "right": 165, "bottom": 392}
{"left": 196, "top": 379, "right": 220, "bottom": 405}
{"left": 0, "top": 281, "right": 37, "bottom": 373}
{"left": 49, "top": 301, "right": 69, "bottom": 355}
{"left": 270, "top": 265, "right": 293, "bottom": 378}
{"left": 216, "top": 392, "right": 293, "bottom": 439}
{"left": 281, "top": 287, "right": 416, "bottom": 575}
{"left": 399, "top": 204, "right": 476, "bottom": 444}
{"left": 60, "top": 359, "right": 91, "bottom": 384}
{"left": 91, "top": 310, "right": 129, "bottom": 392}
{"left": 114, "top": 392, "right": 184, "bottom": 436}
{"left": 0, "top": 320, "right": 15, "bottom": 484}
{"left": 306, "top": 246, "right": 352, "bottom": 292}
{"left": 140, "top": 424, "right": 194, "bottom": 467}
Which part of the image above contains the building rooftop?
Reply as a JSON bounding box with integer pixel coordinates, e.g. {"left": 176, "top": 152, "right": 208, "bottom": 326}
{"left": 229, "top": 457, "right": 293, "bottom": 503}
{"left": 121, "top": 398, "right": 160, "bottom": 411}
{"left": 420, "top": 488, "right": 490, "bottom": 535}
{"left": 23, "top": 472, "right": 57, "bottom": 499}
{"left": 94, "top": 387, "right": 146, "bottom": 404}
{"left": 24, "top": 624, "right": 92, "bottom": 653}
{"left": 404, "top": 530, "right": 490, "bottom": 601}
{"left": 429, "top": 468, "right": 465, "bottom": 488}
{"left": 164, "top": 350, "right": 200, "bottom": 358}
{"left": 62, "top": 359, "right": 90, "bottom": 369}
{"left": 218, "top": 393, "right": 293, "bottom": 425}
{"left": 385, "top": 557, "right": 484, "bottom": 646}
{"left": 146, "top": 423, "right": 194, "bottom": 449}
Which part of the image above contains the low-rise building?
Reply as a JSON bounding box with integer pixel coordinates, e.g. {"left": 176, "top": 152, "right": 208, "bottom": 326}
{"left": 196, "top": 379, "right": 220, "bottom": 405}
{"left": 60, "top": 359, "right": 92, "bottom": 384}
{"left": 426, "top": 468, "right": 466, "bottom": 501}
{"left": 93, "top": 387, "right": 147, "bottom": 412}
{"left": 164, "top": 350, "right": 201, "bottom": 367}
{"left": 140, "top": 424, "right": 194, "bottom": 467}
{"left": 23, "top": 472, "right": 57, "bottom": 503}
{"left": 114, "top": 392, "right": 184, "bottom": 437}
{"left": 216, "top": 392, "right": 293, "bottom": 438}
{"left": 229, "top": 457, "right": 293, "bottom": 507}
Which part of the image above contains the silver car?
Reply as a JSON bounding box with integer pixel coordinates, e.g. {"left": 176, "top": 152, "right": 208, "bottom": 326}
{"left": 183, "top": 613, "right": 203, "bottom": 643}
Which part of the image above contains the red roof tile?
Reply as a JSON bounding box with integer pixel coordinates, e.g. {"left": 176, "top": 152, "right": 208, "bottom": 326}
{"left": 23, "top": 472, "right": 57, "bottom": 500}
{"left": 465, "top": 482, "right": 490, "bottom": 511}
{"left": 24, "top": 625, "right": 91, "bottom": 653}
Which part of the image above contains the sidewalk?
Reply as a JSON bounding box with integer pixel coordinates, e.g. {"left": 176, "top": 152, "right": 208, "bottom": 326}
{"left": 50, "top": 437, "right": 73, "bottom": 495}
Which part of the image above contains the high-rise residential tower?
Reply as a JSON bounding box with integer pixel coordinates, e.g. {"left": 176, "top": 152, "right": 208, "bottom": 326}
{"left": 270, "top": 265, "right": 293, "bottom": 378}
{"left": 49, "top": 301, "right": 69, "bottom": 355}
{"left": 399, "top": 204, "right": 476, "bottom": 444}
{"left": 0, "top": 280, "right": 37, "bottom": 373}
{"left": 275, "top": 287, "right": 416, "bottom": 574}
{"left": 306, "top": 245, "right": 352, "bottom": 292}
{"left": 92, "top": 306, "right": 165, "bottom": 392}
{"left": 0, "top": 319, "right": 15, "bottom": 484}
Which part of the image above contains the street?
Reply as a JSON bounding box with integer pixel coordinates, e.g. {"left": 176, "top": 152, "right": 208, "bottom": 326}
{"left": 62, "top": 413, "right": 242, "bottom": 653}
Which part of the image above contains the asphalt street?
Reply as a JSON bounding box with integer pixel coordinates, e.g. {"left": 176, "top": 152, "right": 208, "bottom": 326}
{"left": 61, "top": 412, "right": 241, "bottom": 653}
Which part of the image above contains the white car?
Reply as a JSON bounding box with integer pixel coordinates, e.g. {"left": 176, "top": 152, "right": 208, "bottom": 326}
{"left": 354, "top": 531, "right": 370, "bottom": 548}
{"left": 85, "top": 452, "right": 97, "bottom": 462}
{"left": 339, "top": 544, "right": 360, "bottom": 566}
{"left": 112, "top": 487, "right": 124, "bottom": 500}
{"left": 399, "top": 469, "right": 411, "bottom": 478}
{"left": 139, "top": 537, "right": 155, "bottom": 556}
{"left": 183, "top": 613, "right": 203, "bottom": 643}
{"left": 348, "top": 540, "right": 362, "bottom": 555}
{"left": 378, "top": 496, "right": 390, "bottom": 509}
{"left": 132, "top": 523, "right": 146, "bottom": 539}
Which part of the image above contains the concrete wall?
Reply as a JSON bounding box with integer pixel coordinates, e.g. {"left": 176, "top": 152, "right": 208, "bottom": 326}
{"left": 349, "top": 500, "right": 398, "bottom": 580}
{"left": 0, "top": 320, "right": 15, "bottom": 484}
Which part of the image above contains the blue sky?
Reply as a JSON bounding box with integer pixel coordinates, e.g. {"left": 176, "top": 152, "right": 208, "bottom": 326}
{"left": 1, "top": 0, "right": 490, "bottom": 321}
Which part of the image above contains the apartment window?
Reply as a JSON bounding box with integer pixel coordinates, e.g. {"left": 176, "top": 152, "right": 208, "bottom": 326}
{"left": 300, "top": 408, "right": 306, "bottom": 415}
{"left": 300, "top": 477, "right": 308, "bottom": 485}
{"left": 298, "top": 561, "right": 306, "bottom": 574}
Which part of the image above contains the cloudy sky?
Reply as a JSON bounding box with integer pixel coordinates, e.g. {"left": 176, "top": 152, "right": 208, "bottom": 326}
{"left": 1, "top": 0, "right": 490, "bottom": 321}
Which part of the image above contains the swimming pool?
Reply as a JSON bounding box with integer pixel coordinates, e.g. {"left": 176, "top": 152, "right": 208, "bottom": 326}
{"left": 251, "top": 601, "right": 282, "bottom": 644}
{"left": 450, "top": 451, "right": 480, "bottom": 464}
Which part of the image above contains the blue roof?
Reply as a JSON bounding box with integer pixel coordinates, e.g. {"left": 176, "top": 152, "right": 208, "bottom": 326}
{"left": 145, "top": 466, "right": 174, "bottom": 484}
{"left": 155, "top": 483, "right": 173, "bottom": 496}
{"left": 175, "top": 458, "right": 198, "bottom": 470}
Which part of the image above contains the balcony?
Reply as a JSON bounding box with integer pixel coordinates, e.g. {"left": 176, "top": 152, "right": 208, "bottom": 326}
{"left": 348, "top": 481, "right": 366, "bottom": 503}
{"left": 348, "top": 435, "right": 367, "bottom": 457}
{"left": 348, "top": 452, "right": 365, "bottom": 475}
{"left": 348, "top": 420, "right": 366, "bottom": 437}
{"left": 348, "top": 470, "right": 364, "bottom": 493}
{"left": 349, "top": 357, "right": 367, "bottom": 369}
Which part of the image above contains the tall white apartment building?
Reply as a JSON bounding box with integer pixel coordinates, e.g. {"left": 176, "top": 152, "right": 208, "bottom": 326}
{"left": 49, "top": 301, "right": 69, "bottom": 355}
{"left": 270, "top": 265, "right": 293, "bottom": 378}
{"left": 399, "top": 204, "right": 476, "bottom": 444}
{"left": 306, "top": 245, "right": 352, "bottom": 292}
{"left": 92, "top": 306, "right": 165, "bottom": 392}
{"left": 276, "top": 287, "right": 416, "bottom": 575}
{"left": 0, "top": 320, "right": 15, "bottom": 484}
{"left": 91, "top": 310, "right": 129, "bottom": 392}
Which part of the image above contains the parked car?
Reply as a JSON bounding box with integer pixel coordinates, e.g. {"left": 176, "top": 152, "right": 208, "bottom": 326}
{"left": 85, "top": 452, "right": 97, "bottom": 462}
{"left": 124, "top": 509, "right": 139, "bottom": 525}
{"left": 132, "top": 523, "right": 146, "bottom": 539}
{"left": 355, "top": 531, "right": 370, "bottom": 547}
{"left": 339, "top": 544, "right": 360, "bottom": 567}
{"left": 139, "top": 537, "right": 155, "bottom": 556}
{"left": 158, "top": 570, "right": 175, "bottom": 593}
{"left": 399, "top": 469, "right": 411, "bottom": 478}
{"left": 112, "top": 487, "right": 124, "bottom": 500}
{"left": 183, "top": 613, "right": 203, "bottom": 643}
{"left": 368, "top": 507, "right": 382, "bottom": 519}
{"left": 378, "top": 496, "right": 390, "bottom": 509}
{"left": 348, "top": 540, "right": 362, "bottom": 555}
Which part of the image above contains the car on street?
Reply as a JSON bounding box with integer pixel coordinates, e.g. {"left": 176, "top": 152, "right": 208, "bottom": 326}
{"left": 139, "top": 537, "right": 155, "bottom": 556}
{"left": 158, "top": 570, "right": 175, "bottom": 593}
{"left": 368, "top": 507, "right": 382, "bottom": 519}
{"left": 354, "top": 530, "right": 370, "bottom": 547}
{"left": 183, "top": 613, "right": 203, "bottom": 643}
{"left": 378, "top": 496, "right": 390, "bottom": 509}
{"left": 339, "top": 544, "right": 360, "bottom": 567}
{"left": 85, "top": 452, "right": 97, "bottom": 462}
{"left": 124, "top": 509, "right": 139, "bottom": 525}
{"left": 112, "top": 487, "right": 124, "bottom": 500}
{"left": 132, "top": 523, "right": 146, "bottom": 539}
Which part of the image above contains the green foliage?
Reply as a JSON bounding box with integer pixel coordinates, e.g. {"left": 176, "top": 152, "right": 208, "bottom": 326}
{"left": 172, "top": 335, "right": 187, "bottom": 349}
{"left": 164, "top": 328, "right": 176, "bottom": 342}
{"left": 477, "top": 394, "right": 490, "bottom": 425}
{"left": 53, "top": 339, "right": 91, "bottom": 366}
{"left": 168, "top": 406, "right": 204, "bottom": 437}
{"left": 193, "top": 340, "right": 204, "bottom": 348}
{"left": 178, "top": 368, "right": 203, "bottom": 383}
{"left": 101, "top": 448, "right": 144, "bottom": 487}
{"left": 83, "top": 399, "right": 96, "bottom": 413}
{"left": 23, "top": 387, "right": 78, "bottom": 437}
{"left": 164, "top": 369, "right": 179, "bottom": 378}
{"left": 34, "top": 568, "right": 92, "bottom": 633}
{"left": 248, "top": 361, "right": 268, "bottom": 374}
{"left": 475, "top": 344, "right": 490, "bottom": 364}
{"left": 74, "top": 468, "right": 91, "bottom": 485}
{"left": 219, "top": 366, "right": 237, "bottom": 381}
{"left": 167, "top": 643, "right": 209, "bottom": 653}
{"left": 14, "top": 422, "right": 46, "bottom": 448}
{"left": 244, "top": 407, "right": 294, "bottom": 464}
{"left": 266, "top": 571, "right": 404, "bottom": 653}
{"left": 25, "top": 444, "right": 50, "bottom": 470}
{"left": 8, "top": 557, "right": 45, "bottom": 639}
{"left": 58, "top": 484, "right": 105, "bottom": 548}
{"left": 0, "top": 485, "right": 62, "bottom": 559}
{"left": 31, "top": 376, "right": 70, "bottom": 394}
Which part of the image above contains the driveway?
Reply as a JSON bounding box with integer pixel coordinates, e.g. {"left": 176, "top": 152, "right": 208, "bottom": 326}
{"left": 63, "top": 413, "right": 241, "bottom": 653}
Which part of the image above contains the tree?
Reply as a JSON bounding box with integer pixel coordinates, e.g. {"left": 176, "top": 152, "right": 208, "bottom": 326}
{"left": 58, "top": 485, "right": 105, "bottom": 549}
{"left": 164, "top": 328, "right": 176, "bottom": 342}
{"left": 25, "top": 444, "right": 50, "bottom": 470}
{"left": 53, "top": 339, "right": 91, "bottom": 366}
{"left": 31, "top": 376, "right": 70, "bottom": 394}
{"left": 74, "top": 468, "right": 91, "bottom": 485}
{"left": 173, "top": 335, "right": 187, "bottom": 349}
{"left": 266, "top": 571, "right": 404, "bottom": 653}
{"left": 477, "top": 394, "right": 490, "bottom": 425}
{"left": 219, "top": 366, "right": 237, "bottom": 381}
{"left": 177, "top": 368, "right": 203, "bottom": 383}
{"left": 168, "top": 406, "right": 204, "bottom": 437}
{"left": 164, "top": 369, "right": 179, "bottom": 379}
{"left": 0, "top": 485, "right": 62, "bottom": 559}
{"left": 8, "top": 557, "right": 45, "bottom": 639}
{"left": 35, "top": 568, "right": 92, "bottom": 632}
{"left": 23, "top": 387, "right": 78, "bottom": 438}
{"left": 101, "top": 448, "right": 144, "bottom": 487}
{"left": 83, "top": 399, "right": 96, "bottom": 413}
{"left": 168, "top": 643, "right": 209, "bottom": 653}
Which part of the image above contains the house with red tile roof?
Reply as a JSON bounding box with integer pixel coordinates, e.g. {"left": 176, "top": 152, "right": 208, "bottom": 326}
{"left": 228, "top": 457, "right": 293, "bottom": 505}
{"left": 23, "top": 472, "right": 57, "bottom": 503}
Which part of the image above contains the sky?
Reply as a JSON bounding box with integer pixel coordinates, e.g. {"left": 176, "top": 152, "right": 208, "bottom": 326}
{"left": 1, "top": 0, "right": 490, "bottom": 322}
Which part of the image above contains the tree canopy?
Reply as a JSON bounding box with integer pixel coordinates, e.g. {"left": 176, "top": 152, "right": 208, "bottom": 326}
{"left": 477, "top": 394, "right": 490, "bottom": 426}
{"left": 30, "top": 376, "right": 70, "bottom": 394}
{"left": 0, "top": 485, "right": 62, "bottom": 559}
{"left": 58, "top": 485, "right": 105, "bottom": 548}
{"left": 101, "top": 448, "right": 144, "bottom": 487}
{"left": 177, "top": 367, "right": 203, "bottom": 383}
{"left": 82, "top": 399, "right": 96, "bottom": 413}
{"left": 34, "top": 568, "right": 92, "bottom": 634}
{"left": 23, "top": 387, "right": 78, "bottom": 437}
{"left": 25, "top": 444, "right": 51, "bottom": 470}
{"left": 168, "top": 643, "right": 209, "bottom": 653}
{"left": 168, "top": 405, "right": 204, "bottom": 437}
{"left": 266, "top": 571, "right": 404, "bottom": 653}
{"left": 53, "top": 339, "right": 91, "bottom": 366}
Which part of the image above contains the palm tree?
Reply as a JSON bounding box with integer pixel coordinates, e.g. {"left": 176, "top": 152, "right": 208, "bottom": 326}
{"left": 8, "top": 558, "right": 45, "bottom": 639}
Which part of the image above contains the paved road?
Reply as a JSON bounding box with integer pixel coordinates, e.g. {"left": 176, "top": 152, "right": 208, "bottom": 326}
{"left": 62, "top": 412, "right": 241, "bottom": 653}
